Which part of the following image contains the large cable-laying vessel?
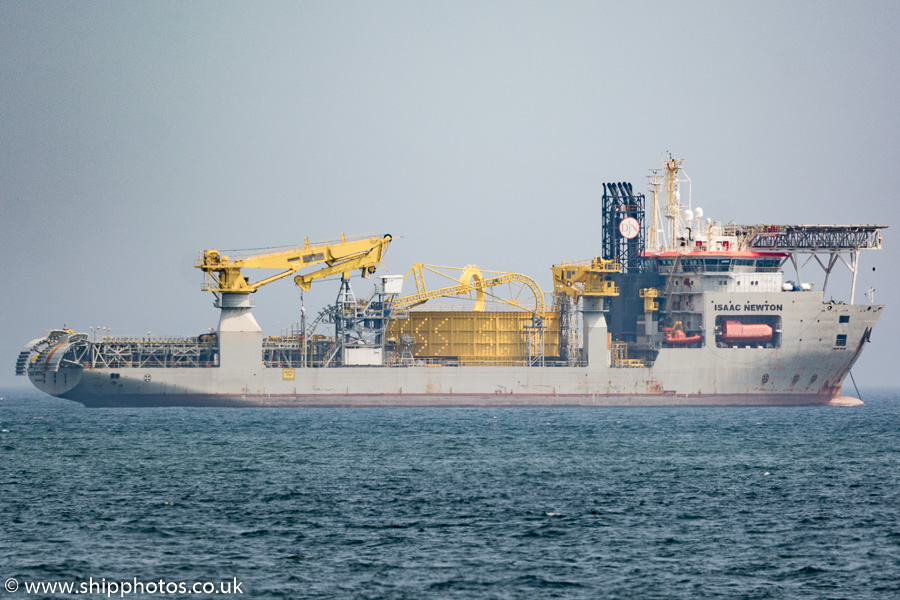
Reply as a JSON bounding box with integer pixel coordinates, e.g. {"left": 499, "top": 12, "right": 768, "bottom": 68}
{"left": 17, "top": 156, "right": 886, "bottom": 407}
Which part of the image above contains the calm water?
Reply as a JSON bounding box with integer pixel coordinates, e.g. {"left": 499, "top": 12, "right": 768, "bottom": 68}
{"left": 1, "top": 387, "right": 899, "bottom": 599}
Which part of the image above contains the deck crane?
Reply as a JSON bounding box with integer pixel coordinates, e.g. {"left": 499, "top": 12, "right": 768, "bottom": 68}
{"left": 196, "top": 233, "right": 392, "bottom": 296}
{"left": 195, "top": 233, "right": 392, "bottom": 370}
{"left": 551, "top": 257, "right": 620, "bottom": 303}
{"left": 551, "top": 258, "right": 621, "bottom": 364}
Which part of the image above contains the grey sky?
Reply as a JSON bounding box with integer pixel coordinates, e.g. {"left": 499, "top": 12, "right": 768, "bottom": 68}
{"left": 2, "top": 1, "right": 898, "bottom": 388}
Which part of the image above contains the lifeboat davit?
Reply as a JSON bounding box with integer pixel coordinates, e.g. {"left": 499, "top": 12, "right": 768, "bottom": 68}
{"left": 664, "top": 329, "right": 702, "bottom": 346}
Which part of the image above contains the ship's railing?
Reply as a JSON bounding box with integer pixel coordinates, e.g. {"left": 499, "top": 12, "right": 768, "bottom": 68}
{"left": 98, "top": 335, "right": 211, "bottom": 344}
{"left": 262, "top": 349, "right": 587, "bottom": 369}
{"left": 263, "top": 335, "right": 581, "bottom": 368}
{"left": 36, "top": 332, "right": 581, "bottom": 371}
{"left": 405, "top": 303, "right": 530, "bottom": 312}
{"left": 383, "top": 357, "right": 587, "bottom": 368}
{"left": 85, "top": 336, "right": 219, "bottom": 369}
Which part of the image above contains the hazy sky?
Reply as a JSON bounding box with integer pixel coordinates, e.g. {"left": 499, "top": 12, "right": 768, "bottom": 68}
{"left": 2, "top": 1, "right": 898, "bottom": 389}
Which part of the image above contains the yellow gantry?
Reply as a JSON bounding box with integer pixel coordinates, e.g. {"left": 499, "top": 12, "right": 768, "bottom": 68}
{"left": 196, "top": 233, "right": 392, "bottom": 294}
{"left": 392, "top": 264, "right": 545, "bottom": 314}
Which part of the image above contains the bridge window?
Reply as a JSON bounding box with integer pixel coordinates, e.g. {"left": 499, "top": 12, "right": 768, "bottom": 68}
{"left": 704, "top": 259, "right": 732, "bottom": 272}
{"left": 682, "top": 259, "right": 702, "bottom": 272}
{"left": 756, "top": 259, "right": 781, "bottom": 271}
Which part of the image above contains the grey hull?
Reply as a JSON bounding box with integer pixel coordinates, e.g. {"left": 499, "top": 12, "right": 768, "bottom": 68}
{"left": 26, "top": 277, "right": 884, "bottom": 408}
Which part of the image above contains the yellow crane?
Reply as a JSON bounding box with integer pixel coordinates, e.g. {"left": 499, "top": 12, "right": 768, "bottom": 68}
{"left": 196, "top": 233, "right": 392, "bottom": 294}
{"left": 551, "top": 257, "right": 620, "bottom": 303}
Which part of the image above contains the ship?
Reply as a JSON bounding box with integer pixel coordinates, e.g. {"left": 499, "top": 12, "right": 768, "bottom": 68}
{"left": 16, "top": 156, "right": 886, "bottom": 407}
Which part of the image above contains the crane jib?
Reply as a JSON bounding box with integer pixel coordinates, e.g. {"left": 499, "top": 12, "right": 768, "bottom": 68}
{"left": 303, "top": 253, "right": 325, "bottom": 263}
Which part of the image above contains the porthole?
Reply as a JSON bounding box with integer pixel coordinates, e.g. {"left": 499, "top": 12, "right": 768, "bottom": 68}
{"left": 762, "top": 374, "right": 770, "bottom": 384}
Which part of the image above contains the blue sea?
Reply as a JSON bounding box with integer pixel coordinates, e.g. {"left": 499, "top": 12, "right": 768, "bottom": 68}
{"left": 1, "top": 388, "right": 899, "bottom": 599}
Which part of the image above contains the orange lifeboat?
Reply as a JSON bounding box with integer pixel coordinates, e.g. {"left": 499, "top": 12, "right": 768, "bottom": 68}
{"left": 664, "top": 329, "right": 702, "bottom": 346}
{"left": 663, "top": 322, "right": 702, "bottom": 346}
{"left": 720, "top": 320, "right": 773, "bottom": 343}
